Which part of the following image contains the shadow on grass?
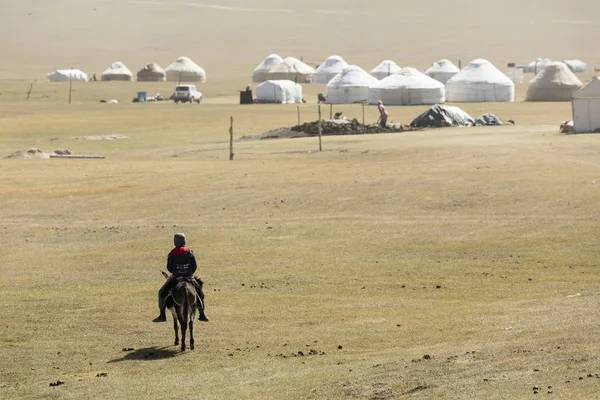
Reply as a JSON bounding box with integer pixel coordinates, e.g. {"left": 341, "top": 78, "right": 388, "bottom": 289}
{"left": 108, "top": 346, "right": 181, "bottom": 363}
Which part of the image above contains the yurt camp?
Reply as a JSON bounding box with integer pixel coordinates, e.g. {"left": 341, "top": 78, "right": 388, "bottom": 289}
{"left": 445, "top": 59, "right": 514, "bottom": 102}
{"left": 165, "top": 56, "right": 206, "bottom": 83}
{"left": 425, "top": 59, "right": 460, "bottom": 84}
{"left": 255, "top": 80, "right": 302, "bottom": 104}
{"left": 101, "top": 62, "right": 133, "bottom": 81}
{"left": 266, "top": 57, "right": 315, "bottom": 83}
{"left": 572, "top": 77, "right": 600, "bottom": 133}
{"left": 252, "top": 54, "right": 283, "bottom": 83}
{"left": 326, "top": 65, "right": 379, "bottom": 104}
{"left": 137, "top": 63, "right": 166, "bottom": 82}
{"left": 47, "top": 69, "right": 88, "bottom": 82}
{"left": 313, "top": 55, "right": 349, "bottom": 84}
{"left": 368, "top": 68, "right": 445, "bottom": 105}
{"left": 525, "top": 62, "right": 583, "bottom": 102}
{"left": 370, "top": 60, "right": 401, "bottom": 80}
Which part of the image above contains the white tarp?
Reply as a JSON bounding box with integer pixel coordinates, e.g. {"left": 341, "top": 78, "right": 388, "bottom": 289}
{"left": 523, "top": 58, "right": 552, "bottom": 73}
{"left": 370, "top": 60, "right": 401, "bottom": 80}
{"left": 101, "top": 62, "right": 133, "bottom": 81}
{"left": 47, "top": 69, "right": 88, "bottom": 82}
{"left": 445, "top": 59, "right": 515, "bottom": 102}
{"left": 255, "top": 80, "right": 302, "bottom": 103}
{"left": 267, "top": 57, "right": 315, "bottom": 83}
{"left": 165, "top": 56, "right": 206, "bottom": 82}
{"left": 525, "top": 62, "right": 582, "bottom": 102}
{"left": 425, "top": 59, "right": 460, "bottom": 84}
{"left": 326, "top": 65, "right": 379, "bottom": 104}
{"left": 252, "top": 54, "right": 283, "bottom": 83}
{"left": 368, "top": 67, "right": 445, "bottom": 105}
{"left": 572, "top": 77, "right": 600, "bottom": 133}
{"left": 563, "top": 59, "right": 587, "bottom": 73}
{"left": 137, "top": 63, "right": 166, "bottom": 82}
{"left": 313, "top": 55, "right": 349, "bottom": 84}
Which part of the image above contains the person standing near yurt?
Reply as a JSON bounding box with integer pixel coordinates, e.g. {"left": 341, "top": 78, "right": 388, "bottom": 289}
{"left": 377, "top": 101, "right": 388, "bottom": 127}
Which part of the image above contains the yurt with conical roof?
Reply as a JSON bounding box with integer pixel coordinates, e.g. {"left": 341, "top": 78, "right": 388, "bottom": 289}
{"left": 101, "top": 62, "right": 133, "bottom": 81}
{"left": 137, "top": 63, "right": 166, "bottom": 82}
{"left": 266, "top": 57, "right": 314, "bottom": 83}
{"left": 445, "top": 59, "right": 514, "bottom": 102}
{"left": 425, "top": 59, "right": 460, "bottom": 84}
{"left": 563, "top": 59, "right": 587, "bottom": 74}
{"left": 253, "top": 54, "right": 283, "bottom": 83}
{"left": 525, "top": 62, "right": 583, "bottom": 102}
{"left": 524, "top": 58, "right": 552, "bottom": 74}
{"left": 165, "top": 56, "right": 206, "bottom": 82}
{"left": 368, "top": 68, "right": 445, "bottom": 105}
{"left": 47, "top": 69, "right": 88, "bottom": 82}
{"left": 255, "top": 80, "right": 302, "bottom": 104}
{"left": 313, "top": 55, "right": 349, "bottom": 84}
{"left": 326, "top": 65, "right": 379, "bottom": 104}
{"left": 370, "top": 60, "right": 401, "bottom": 80}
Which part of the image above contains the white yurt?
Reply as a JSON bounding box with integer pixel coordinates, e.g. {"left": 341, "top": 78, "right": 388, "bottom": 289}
{"left": 252, "top": 54, "right": 283, "bottom": 83}
{"left": 255, "top": 80, "right": 302, "bottom": 104}
{"left": 313, "top": 55, "right": 349, "bottom": 84}
{"left": 523, "top": 58, "right": 552, "bottom": 73}
{"left": 326, "top": 65, "right": 379, "bottom": 104}
{"left": 47, "top": 69, "right": 88, "bottom": 82}
{"left": 425, "top": 59, "right": 460, "bottom": 84}
{"left": 370, "top": 60, "right": 401, "bottom": 80}
{"left": 572, "top": 77, "right": 600, "bottom": 133}
{"left": 137, "top": 63, "right": 166, "bottom": 82}
{"left": 165, "top": 56, "right": 206, "bottom": 82}
{"left": 563, "top": 59, "right": 587, "bottom": 74}
{"left": 101, "top": 62, "right": 133, "bottom": 81}
{"left": 368, "top": 68, "right": 445, "bottom": 105}
{"left": 525, "top": 62, "right": 583, "bottom": 102}
{"left": 445, "top": 59, "right": 515, "bottom": 102}
{"left": 267, "top": 57, "right": 315, "bottom": 83}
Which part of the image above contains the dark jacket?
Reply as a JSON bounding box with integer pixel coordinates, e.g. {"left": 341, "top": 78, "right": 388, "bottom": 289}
{"left": 167, "top": 247, "right": 197, "bottom": 277}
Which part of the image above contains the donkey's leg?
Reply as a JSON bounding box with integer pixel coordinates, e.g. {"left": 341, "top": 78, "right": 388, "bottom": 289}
{"left": 189, "top": 317, "right": 195, "bottom": 350}
{"left": 173, "top": 315, "right": 179, "bottom": 346}
{"left": 180, "top": 315, "right": 187, "bottom": 351}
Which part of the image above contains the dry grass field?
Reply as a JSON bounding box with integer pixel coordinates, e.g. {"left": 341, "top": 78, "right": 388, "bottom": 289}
{"left": 2, "top": 0, "right": 600, "bottom": 399}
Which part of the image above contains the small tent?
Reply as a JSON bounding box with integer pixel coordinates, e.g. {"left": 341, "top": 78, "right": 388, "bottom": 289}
{"left": 410, "top": 104, "right": 475, "bottom": 128}
{"left": 572, "top": 77, "right": 600, "bottom": 133}
{"left": 266, "top": 57, "right": 315, "bottom": 83}
{"left": 165, "top": 56, "right": 206, "bottom": 82}
{"left": 326, "top": 65, "right": 379, "bottom": 104}
{"left": 523, "top": 58, "right": 552, "bottom": 73}
{"left": 47, "top": 69, "right": 88, "bottom": 82}
{"left": 425, "top": 59, "right": 460, "bottom": 84}
{"left": 525, "top": 62, "right": 583, "bottom": 102}
{"left": 255, "top": 80, "right": 302, "bottom": 104}
{"left": 313, "top": 55, "right": 349, "bottom": 84}
{"left": 445, "top": 59, "right": 514, "bottom": 102}
{"left": 563, "top": 59, "right": 587, "bottom": 74}
{"left": 368, "top": 68, "right": 445, "bottom": 105}
{"left": 137, "top": 63, "right": 166, "bottom": 82}
{"left": 370, "top": 60, "right": 401, "bottom": 80}
{"left": 252, "top": 54, "right": 283, "bottom": 83}
{"left": 101, "top": 62, "right": 133, "bottom": 81}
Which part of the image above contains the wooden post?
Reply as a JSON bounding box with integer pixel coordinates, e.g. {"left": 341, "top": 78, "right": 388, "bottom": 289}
{"left": 318, "top": 105, "right": 323, "bottom": 152}
{"left": 362, "top": 102, "right": 365, "bottom": 125}
{"left": 26, "top": 83, "right": 33, "bottom": 101}
{"left": 229, "top": 117, "right": 234, "bottom": 160}
{"left": 297, "top": 105, "right": 300, "bottom": 125}
{"left": 329, "top": 103, "right": 332, "bottom": 119}
{"left": 68, "top": 76, "right": 73, "bottom": 104}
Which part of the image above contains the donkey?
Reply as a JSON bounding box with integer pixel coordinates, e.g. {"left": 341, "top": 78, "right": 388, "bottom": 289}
{"left": 167, "top": 277, "right": 197, "bottom": 351}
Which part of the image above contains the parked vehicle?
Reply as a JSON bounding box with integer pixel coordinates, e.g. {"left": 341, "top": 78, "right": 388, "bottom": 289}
{"left": 173, "top": 85, "right": 202, "bottom": 103}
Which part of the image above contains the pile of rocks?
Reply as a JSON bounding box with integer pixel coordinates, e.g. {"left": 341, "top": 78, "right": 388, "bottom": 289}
{"left": 291, "top": 118, "right": 405, "bottom": 136}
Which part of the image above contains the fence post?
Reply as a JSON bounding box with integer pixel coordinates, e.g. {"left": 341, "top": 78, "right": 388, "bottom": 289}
{"left": 318, "top": 105, "right": 323, "bottom": 152}
{"left": 229, "top": 117, "right": 234, "bottom": 160}
{"left": 362, "top": 102, "right": 365, "bottom": 125}
{"left": 297, "top": 105, "right": 300, "bottom": 125}
{"left": 329, "top": 103, "right": 332, "bottom": 119}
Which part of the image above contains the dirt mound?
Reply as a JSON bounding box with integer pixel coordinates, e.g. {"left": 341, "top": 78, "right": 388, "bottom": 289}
{"left": 241, "top": 118, "right": 408, "bottom": 140}
{"left": 6, "top": 148, "right": 71, "bottom": 159}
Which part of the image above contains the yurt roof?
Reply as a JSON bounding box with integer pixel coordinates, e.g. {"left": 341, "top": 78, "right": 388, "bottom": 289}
{"left": 315, "top": 55, "right": 349, "bottom": 73}
{"left": 140, "top": 63, "right": 165, "bottom": 73}
{"left": 426, "top": 59, "right": 460, "bottom": 74}
{"left": 528, "top": 62, "right": 582, "bottom": 89}
{"left": 328, "top": 65, "right": 379, "bottom": 87}
{"left": 254, "top": 54, "right": 283, "bottom": 72}
{"left": 269, "top": 57, "right": 315, "bottom": 74}
{"left": 47, "top": 69, "right": 88, "bottom": 81}
{"left": 102, "top": 61, "right": 132, "bottom": 76}
{"left": 165, "top": 56, "right": 204, "bottom": 73}
{"left": 572, "top": 77, "right": 600, "bottom": 99}
{"left": 371, "top": 68, "right": 444, "bottom": 89}
{"left": 370, "top": 60, "right": 401, "bottom": 75}
{"left": 448, "top": 59, "right": 512, "bottom": 85}
{"left": 257, "top": 79, "right": 298, "bottom": 89}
